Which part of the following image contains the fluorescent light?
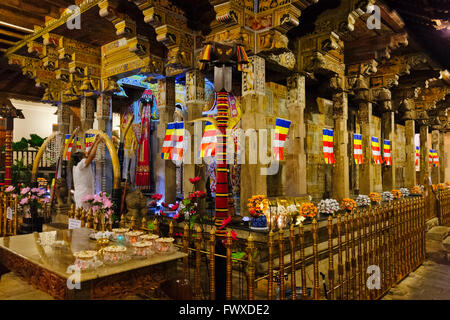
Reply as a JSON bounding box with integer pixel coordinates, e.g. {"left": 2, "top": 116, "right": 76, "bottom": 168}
{"left": 0, "top": 21, "right": 33, "bottom": 33}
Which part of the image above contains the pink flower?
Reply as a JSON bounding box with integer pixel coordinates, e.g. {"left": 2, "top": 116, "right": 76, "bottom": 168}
{"left": 31, "top": 188, "right": 39, "bottom": 193}
{"left": 82, "top": 194, "right": 94, "bottom": 203}
{"left": 173, "top": 213, "right": 179, "bottom": 219}
{"left": 31, "top": 195, "right": 36, "bottom": 200}
{"left": 103, "top": 198, "right": 113, "bottom": 209}
{"left": 5, "top": 186, "right": 15, "bottom": 193}
{"left": 20, "top": 198, "right": 29, "bottom": 205}
{"left": 42, "top": 197, "right": 50, "bottom": 204}
{"left": 38, "top": 189, "right": 46, "bottom": 196}
{"left": 20, "top": 187, "right": 30, "bottom": 195}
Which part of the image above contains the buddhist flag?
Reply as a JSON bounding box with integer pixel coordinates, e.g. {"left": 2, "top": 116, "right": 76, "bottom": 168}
{"left": 273, "top": 118, "right": 291, "bottom": 161}
{"left": 76, "top": 136, "right": 81, "bottom": 151}
{"left": 353, "top": 133, "right": 363, "bottom": 164}
{"left": 323, "top": 128, "right": 335, "bottom": 164}
{"left": 64, "top": 134, "right": 73, "bottom": 161}
{"left": 85, "top": 133, "right": 95, "bottom": 155}
{"left": 161, "top": 122, "right": 185, "bottom": 161}
{"left": 415, "top": 146, "right": 420, "bottom": 166}
{"left": 200, "top": 121, "right": 217, "bottom": 158}
{"left": 429, "top": 149, "right": 439, "bottom": 167}
{"left": 371, "top": 136, "right": 383, "bottom": 164}
{"left": 383, "top": 139, "right": 392, "bottom": 166}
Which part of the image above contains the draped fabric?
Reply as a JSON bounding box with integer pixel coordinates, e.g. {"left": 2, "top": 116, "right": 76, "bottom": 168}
{"left": 135, "top": 93, "right": 153, "bottom": 189}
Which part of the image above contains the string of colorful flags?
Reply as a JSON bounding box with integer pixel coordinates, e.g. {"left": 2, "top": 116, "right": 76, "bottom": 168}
{"left": 158, "top": 119, "right": 440, "bottom": 168}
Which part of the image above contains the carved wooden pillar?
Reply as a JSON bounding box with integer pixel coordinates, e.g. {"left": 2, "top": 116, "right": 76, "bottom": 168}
{"left": 356, "top": 89, "right": 373, "bottom": 194}
{"left": 419, "top": 124, "right": 430, "bottom": 186}
{"left": 332, "top": 90, "right": 349, "bottom": 200}
{"left": 404, "top": 119, "right": 416, "bottom": 188}
{"left": 80, "top": 96, "right": 95, "bottom": 133}
{"left": 431, "top": 129, "right": 440, "bottom": 184}
{"left": 286, "top": 74, "right": 307, "bottom": 196}
{"left": 155, "top": 77, "right": 176, "bottom": 203}
{"left": 57, "top": 103, "right": 71, "bottom": 149}
{"left": 184, "top": 70, "right": 205, "bottom": 198}
{"left": 382, "top": 110, "right": 396, "bottom": 190}
{"left": 240, "top": 55, "right": 267, "bottom": 216}
{"left": 96, "top": 94, "right": 112, "bottom": 193}
{"left": 439, "top": 131, "right": 445, "bottom": 183}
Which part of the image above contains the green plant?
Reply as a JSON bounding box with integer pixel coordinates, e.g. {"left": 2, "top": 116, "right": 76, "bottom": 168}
{"left": 27, "top": 134, "right": 45, "bottom": 149}
{"left": 12, "top": 158, "right": 32, "bottom": 185}
{"left": 12, "top": 138, "right": 28, "bottom": 151}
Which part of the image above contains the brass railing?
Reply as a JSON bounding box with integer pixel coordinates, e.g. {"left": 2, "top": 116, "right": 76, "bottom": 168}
{"left": 58, "top": 197, "right": 427, "bottom": 300}
{"left": 438, "top": 189, "right": 450, "bottom": 226}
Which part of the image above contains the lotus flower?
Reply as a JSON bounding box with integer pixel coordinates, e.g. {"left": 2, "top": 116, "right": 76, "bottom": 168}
{"left": 5, "top": 186, "right": 15, "bottom": 193}
{"left": 20, "top": 198, "right": 29, "bottom": 205}
{"left": 189, "top": 176, "right": 200, "bottom": 184}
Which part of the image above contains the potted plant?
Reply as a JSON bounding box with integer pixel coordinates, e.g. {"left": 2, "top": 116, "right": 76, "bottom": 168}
{"left": 317, "top": 199, "right": 341, "bottom": 217}
{"left": 179, "top": 176, "right": 207, "bottom": 229}
{"left": 356, "top": 195, "right": 371, "bottom": 208}
{"left": 12, "top": 184, "right": 49, "bottom": 233}
{"left": 340, "top": 198, "right": 356, "bottom": 213}
{"left": 369, "top": 192, "right": 381, "bottom": 205}
{"left": 247, "top": 195, "right": 269, "bottom": 230}
{"left": 299, "top": 203, "right": 318, "bottom": 221}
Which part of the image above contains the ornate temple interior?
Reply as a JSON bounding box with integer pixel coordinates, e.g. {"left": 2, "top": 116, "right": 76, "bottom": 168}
{"left": 0, "top": 0, "right": 449, "bottom": 303}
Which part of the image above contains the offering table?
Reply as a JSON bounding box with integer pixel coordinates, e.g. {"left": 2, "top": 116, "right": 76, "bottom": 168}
{"left": 0, "top": 229, "right": 186, "bottom": 299}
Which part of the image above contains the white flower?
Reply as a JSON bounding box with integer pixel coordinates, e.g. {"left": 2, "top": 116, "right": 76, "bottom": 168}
{"left": 317, "top": 199, "right": 340, "bottom": 214}
{"left": 400, "top": 188, "right": 410, "bottom": 197}
{"left": 356, "top": 195, "right": 371, "bottom": 207}
{"left": 296, "top": 215, "right": 306, "bottom": 225}
{"left": 382, "top": 191, "right": 394, "bottom": 202}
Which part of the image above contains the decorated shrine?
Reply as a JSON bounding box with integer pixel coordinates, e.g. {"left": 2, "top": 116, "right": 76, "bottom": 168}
{"left": 0, "top": 0, "right": 449, "bottom": 302}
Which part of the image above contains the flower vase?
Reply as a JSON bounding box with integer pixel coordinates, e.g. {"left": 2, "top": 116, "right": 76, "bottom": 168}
{"left": 250, "top": 215, "right": 268, "bottom": 231}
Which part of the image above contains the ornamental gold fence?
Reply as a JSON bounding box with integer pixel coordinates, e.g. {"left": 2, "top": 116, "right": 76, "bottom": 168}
{"left": 120, "top": 197, "right": 428, "bottom": 300}
{"left": 0, "top": 194, "right": 18, "bottom": 237}
{"left": 4, "top": 191, "right": 450, "bottom": 300}
{"left": 438, "top": 189, "right": 450, "bottom": 226}
{"left": 0, "top": 191, "right": 52, "bottom": 237}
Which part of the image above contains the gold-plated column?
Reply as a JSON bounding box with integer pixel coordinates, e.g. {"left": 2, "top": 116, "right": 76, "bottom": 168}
{"left": 226, "top": 230, "right": 233, "bottom": 300}
{"left": 337, "top": 214, "right": 344, "bottom": 300}
{"left": 153, "top": 218, "right": 159, "bottom": 235}
{"left": 344, "top": 213, "right": 350, "bottom": 299}
{"left": 350, "top": 212, "right": 357, "bottom": 299}
{"left": 328, "top": 216, "right": 335, "bottom": 300}
{"left": 279, "top": 230, "right": 285, "bottom": 300}
{"left": 356, "top": 210, "right": 364, "bottom": 300}
{"left": 247, "top": 234, "right": 255, "bottom": 300}
{"left": 195, "top": 226, "right": 202, "bottom": 300}
{"left": 169, "top": 221, "right": 174, "bottom": 238}
{"left": 289, "top": 225, "right": 296, "bottom": 300}
{"left": 13, "top": 196, "right": 18, "bottom": 235}
{"left": 183, "top": 224, "right": 189, "bottom": 279}
{"left": 209, "top": 228, "right": 216, "bottom": 300}
{"left": 298, "top": 223, "right": 307, "bottom": 299}
{"left": 312, "top": 219, "right": 320, "bottom": 300}
{"left": 268, "top": 230, "right": 274, "bottom": 300}
{"left": 363, "top": 211, "right": 370, "bottom": 299}
{"left": 2, "top": 194, "right": 6, "bottom": 236}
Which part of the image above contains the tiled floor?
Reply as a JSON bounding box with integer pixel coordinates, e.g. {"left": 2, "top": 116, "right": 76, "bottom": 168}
{"left": 383, "top": 238, "right": 450, "bottom": 300}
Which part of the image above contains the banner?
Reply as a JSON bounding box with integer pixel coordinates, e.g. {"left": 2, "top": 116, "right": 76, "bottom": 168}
{"left": 353, "top": 133, "right": 363, "bottom": 164}
{"left": 323, "top": 129, "right": 335, "bottom": 164}
{"left": 273, "top": 118, "right": 291, "bottom": 161}
{"left": 371, "top": 137, "right": 383, "bottom": 164}
{"left": 383, "top": 139, "right": 392, "bottom": 166}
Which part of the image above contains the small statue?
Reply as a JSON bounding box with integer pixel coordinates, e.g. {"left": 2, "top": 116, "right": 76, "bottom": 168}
{"left": 54, "top": 178, "right": 69, "bottom": 206}
{"left": 125, "top": 188, "right": 148, "bottom": 224}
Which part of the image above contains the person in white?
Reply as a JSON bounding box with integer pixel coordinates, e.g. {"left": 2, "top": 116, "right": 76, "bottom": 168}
{"left": 72, "top": 136, "right": 103, "bottom": 210}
